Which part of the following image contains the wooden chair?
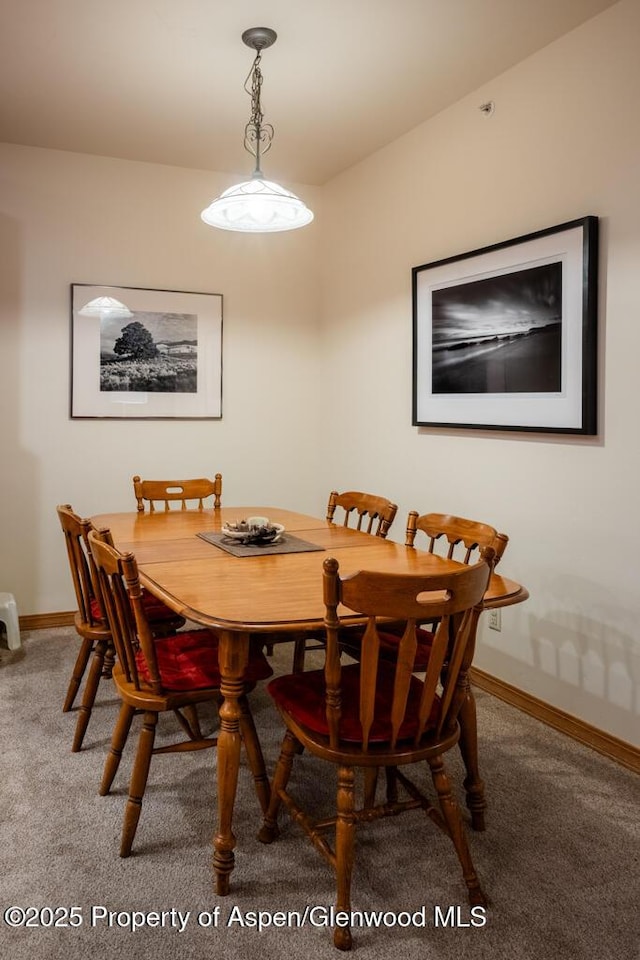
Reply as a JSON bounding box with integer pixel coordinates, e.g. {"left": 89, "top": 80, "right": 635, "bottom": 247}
{"left": 406, "top": 512, "right": 508, "bottom": 831}
{"left": 405, "top": 511, "right": 509, "bottom": 564}
{"left": 342, "top": 511, "right": 508, "bottom": 667}
{"left": 57, "top": 505, "right": 186, "bottom": 752}
{"left": 133, "top": 474, "right": 222, "bottom": 512}
{"left": 288, "top": 489, "right": 398, "bottom": 674}
{"left": 88, "top": 527, "right": 272, "bottom": 858}
{"left": 326, "top": 489, "right": 397, "bottom": 538}
{"left": 259, "top": 553, "right": 493, "bottom": 951}
{"left": 57, "top": 505, "right": 113, "bottom": 752}
{"left": 340, "top": 511, "right": 508, "bottom": 831}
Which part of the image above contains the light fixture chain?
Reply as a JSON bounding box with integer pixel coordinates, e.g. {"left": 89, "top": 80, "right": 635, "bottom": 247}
{"left": 244, "top": 50, "right": 273, "bottom": 172}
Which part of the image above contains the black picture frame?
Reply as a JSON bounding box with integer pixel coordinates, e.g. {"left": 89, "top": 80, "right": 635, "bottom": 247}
{"left": 71, "top": 284, "right": 223, "bottom": 419}
{"left": 412, "top": 217, "right": 598, "bottom": 434}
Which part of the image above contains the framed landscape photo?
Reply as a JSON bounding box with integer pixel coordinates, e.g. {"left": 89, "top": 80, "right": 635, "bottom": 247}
{"left": 412, "top": 217, "right": 598, "bottom": 434}
{"left": 71, "top": 284, "right": 222, "bottom": 419}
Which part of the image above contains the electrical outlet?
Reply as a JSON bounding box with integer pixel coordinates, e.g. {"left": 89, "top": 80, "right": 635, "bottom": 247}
{"left": 488, "top": 609, "right": 501, "bottom": 631}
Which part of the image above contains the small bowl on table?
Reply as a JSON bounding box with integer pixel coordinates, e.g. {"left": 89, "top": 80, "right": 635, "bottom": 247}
{"left": 221, "top": 519, "right": 285, "bottom": 545}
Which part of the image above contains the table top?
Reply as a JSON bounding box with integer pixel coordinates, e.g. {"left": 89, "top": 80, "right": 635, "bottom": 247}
{"left": 92, "top": 507, "right": 528, "bottom": 633}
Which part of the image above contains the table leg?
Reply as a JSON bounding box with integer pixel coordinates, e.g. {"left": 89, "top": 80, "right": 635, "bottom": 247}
{"left": 213, "top": 630, "right": 249, "bottom": 896}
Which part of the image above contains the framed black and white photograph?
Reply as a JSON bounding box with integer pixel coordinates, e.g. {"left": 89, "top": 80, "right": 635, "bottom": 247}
{"left": 412, "top": 217, "right": 598, "bottom": 434}
{"left": 71, "top": 284, "right": 222, "bottom": 419}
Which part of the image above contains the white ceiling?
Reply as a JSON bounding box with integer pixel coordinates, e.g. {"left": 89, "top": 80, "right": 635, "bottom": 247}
{"left": 0, "top": 0, "right": 619, "bottom": 186}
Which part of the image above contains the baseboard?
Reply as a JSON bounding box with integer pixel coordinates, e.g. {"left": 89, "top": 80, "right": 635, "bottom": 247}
{"left": 470, "top": 666, "right": 639, "bottom": 775}
{"left": 19, "top": 611, "right": 75, "bottom": 630}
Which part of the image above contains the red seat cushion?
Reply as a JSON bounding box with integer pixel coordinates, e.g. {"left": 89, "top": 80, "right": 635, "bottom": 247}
{"left": 140, "top": 591, "right": 183, "bottom": 623}
{"left": 378, "top": 627, "right": 434, "bottom": 670}
{"left": 89, "top": 597, "right": 104, "bottom": 622}
{"left": 341, "top": 627, "right": 434, "bottom": 671}
{"left": 268, "top": 663, "right": 439, "bottom": 745}
{"left": 89, "top": 591, "right": 181, "bottom": 625}
{"left": 135, "top": 630, "right": 273, "bottom": 692}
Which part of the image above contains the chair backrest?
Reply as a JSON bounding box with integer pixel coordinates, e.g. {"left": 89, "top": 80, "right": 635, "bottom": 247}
{"left": 88, "top": 528, "right": 162, "bottom": 694}
{"left": 133, "top": 474, "right": 222, "bottom": 512}
{"left": 56, "top": 504, "right": 104, "bottom": 627}
{"left": 405, "top": 511, "right": 508, "bottom": 566}
{"left": 322, "top": 553, "right": 493, "bottom": 752}
{"left": 326, "top": 490, "right": 397, "bottom": 539}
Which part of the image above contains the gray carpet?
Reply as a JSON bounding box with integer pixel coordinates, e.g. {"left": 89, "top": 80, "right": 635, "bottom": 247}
{"left": 1, "top": 629, "right": 638, "bottom": 960}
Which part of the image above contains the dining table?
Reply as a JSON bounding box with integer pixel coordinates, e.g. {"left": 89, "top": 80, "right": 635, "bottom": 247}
{"left": 91, "top": 505, "right": 529, "bottom": 895}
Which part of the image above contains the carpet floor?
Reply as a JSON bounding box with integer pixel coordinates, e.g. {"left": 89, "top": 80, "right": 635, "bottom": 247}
{"left": 1, "top": 629, "right": 638, "bottom": 960}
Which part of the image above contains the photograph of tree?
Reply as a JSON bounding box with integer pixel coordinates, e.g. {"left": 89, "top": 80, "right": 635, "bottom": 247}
{"left": 431, "top": 262, "right": 562, "bottom": 394}
{"left": 71, "top": 284, "right": 222, "bottom": 419}
{"left": 99, "top": 312, "right": 198, "bottom": 393}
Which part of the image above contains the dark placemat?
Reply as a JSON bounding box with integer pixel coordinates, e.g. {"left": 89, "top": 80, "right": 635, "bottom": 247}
{"left": 197, "top": 531, "right": 325, "bottom": 558}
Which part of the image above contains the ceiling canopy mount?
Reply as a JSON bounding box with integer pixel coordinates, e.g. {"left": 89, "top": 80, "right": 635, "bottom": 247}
{"left": 241, "top": 27, "right": 277, "bottom": 52}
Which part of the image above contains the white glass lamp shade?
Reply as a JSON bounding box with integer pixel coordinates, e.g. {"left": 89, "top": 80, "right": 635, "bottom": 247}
{"left": 200, "top": 178, "right": 314, "bottom": 233}
{"left": 78, "top": 296, "right": 133, "bottom": 319}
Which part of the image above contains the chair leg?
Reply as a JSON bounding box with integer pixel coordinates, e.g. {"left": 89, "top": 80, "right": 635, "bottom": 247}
{"left": 291, "top": 636, "right": 307, "bottom": 674}
{"left": 120, "top": 711, "right": 158, "bottom": 858}
{"left": 100, "top": 702, "right": 136, "bottom": 796}
{"left": 363, "top": 767, "right": 378, "bottom": 808}
{"left": 427, "top": 755, "right": 486, "bottom": 907}
{"left": 334, "top": 765, "right": 355, "bottom": 951}
{"left": 258, "top": 729, "right": 298, "bottom": 843}
{"left": 63, "top": 637, "right": 93, "bottom": 712}
{"left": 173, "top": 705, "right": 203, "bottom": 740}
{"left": 102, "top": 641, "right": 116, "bottom": 679}
{"left": 238, "top": 696, "right": 270, "bottom": 814}
{"left": 384, "top": 766, "right": 398, "bottom": 803}
{"left": 71, "top": 639, "right": 108, "bottom": 752}
{"left": 185, "top": 704, "right": 203, "bottom": 739}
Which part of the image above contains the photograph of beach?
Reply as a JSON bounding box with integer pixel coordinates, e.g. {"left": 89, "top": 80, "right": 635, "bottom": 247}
{"left": 431, "top": 261, "right": 562, "bottom": 395}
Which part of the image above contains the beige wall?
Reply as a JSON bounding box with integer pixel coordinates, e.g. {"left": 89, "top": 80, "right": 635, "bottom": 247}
{"left": 1, "top": 0, "right": 638, "bottom": 746}
{"left": 0, "top": 146, "right": 324, "bottom": 613}
{"left": 319, "top": 0, "right": 640, "bottom": 745}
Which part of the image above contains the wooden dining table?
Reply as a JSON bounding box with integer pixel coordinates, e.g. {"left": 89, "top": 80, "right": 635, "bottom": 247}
{"left": 92, "top": 505, "right": 528, "bottom": 894}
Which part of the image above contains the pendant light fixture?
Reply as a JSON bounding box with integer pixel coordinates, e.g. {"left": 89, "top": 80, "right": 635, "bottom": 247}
{"left": 200, "top": 27, "right": 314, "bottom": 233}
